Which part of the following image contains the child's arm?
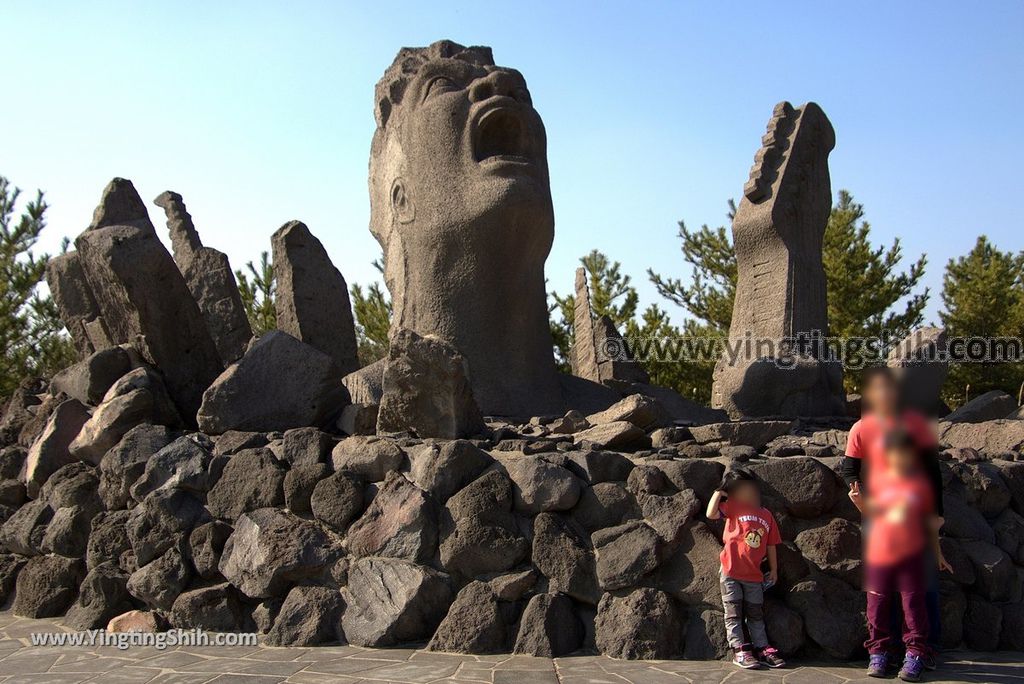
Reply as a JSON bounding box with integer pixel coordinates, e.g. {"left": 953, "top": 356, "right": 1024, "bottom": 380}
{"left": 706, "top": 490, "right": 725, "bottom": 520}
{"left": 931, "top": 514, "right": 952, "bottom": 573}
{"left": 766, "top": 544, "right": 778, "bottom": 584}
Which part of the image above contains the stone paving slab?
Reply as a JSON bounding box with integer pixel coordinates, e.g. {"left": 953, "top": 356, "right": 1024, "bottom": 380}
{"left": 0, "top": 611, "right": 1019, "bottom": 683}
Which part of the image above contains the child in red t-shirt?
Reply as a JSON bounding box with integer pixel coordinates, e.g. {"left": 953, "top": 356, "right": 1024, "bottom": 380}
{"left": 707, "top": 468, "right": 784, "bottom": 669}
{"left": 852, "top": 430, "right": 951, "bottom": 681}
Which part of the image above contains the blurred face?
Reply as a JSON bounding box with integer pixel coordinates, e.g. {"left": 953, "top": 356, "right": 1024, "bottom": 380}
{"left": 730, "top": 481, "right": 761, "bottom": 507}
{"left": 885, "top": 445, "right": 918, "bottom": 475}
{"left": 864, "top": 374, "right": 898, "bottom": 415}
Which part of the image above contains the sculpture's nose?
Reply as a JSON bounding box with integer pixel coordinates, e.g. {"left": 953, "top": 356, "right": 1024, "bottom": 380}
{"left": 469, "top": 69, "right": 530, "bottom": 104}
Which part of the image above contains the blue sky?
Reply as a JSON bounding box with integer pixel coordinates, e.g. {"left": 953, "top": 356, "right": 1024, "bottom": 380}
{"left": 5, "top": 1, "right": 1022, "bottom": 327}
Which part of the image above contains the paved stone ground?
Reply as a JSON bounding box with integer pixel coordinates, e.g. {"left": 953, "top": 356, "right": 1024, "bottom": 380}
{"left": 0, "top": 611, "right": 1019, "bottom": 684}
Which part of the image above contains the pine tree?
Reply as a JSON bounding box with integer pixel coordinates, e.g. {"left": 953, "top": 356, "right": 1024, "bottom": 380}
{"left": 549, "top": 249, "right": 641, "bottom": 370}
{"left": 235, "top": 252, "right": 276, "bottom": 335}
{"left": 644, "top": 202, "right": 737, "bottom": 400}
{"left": 647, "top": 200, "right": 737, "bottom": 335}
{"left": 940, "top": 236, "right": 1024, "bottom": 405}
{"left": 351, "top": 260, "right": 392, "bottom": 367}
{"left": 0, "top": 176, "right": 76, "bottom": 400}
{"left": 649, "top": 192, "right": 929, "bottom": 395}
{"left": 824, "top": 191, "right": 928, "bottom": 342}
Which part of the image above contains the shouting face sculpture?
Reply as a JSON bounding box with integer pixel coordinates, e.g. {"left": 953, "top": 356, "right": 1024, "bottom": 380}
{"left": 368, "top": 41, "right": 563, "bottom": 417}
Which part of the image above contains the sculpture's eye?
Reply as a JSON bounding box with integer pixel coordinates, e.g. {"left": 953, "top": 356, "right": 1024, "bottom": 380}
{"left": 424, "top": 76, "right": 459, "bottom": 100}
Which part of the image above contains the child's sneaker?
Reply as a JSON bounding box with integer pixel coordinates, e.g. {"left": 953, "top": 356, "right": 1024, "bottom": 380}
{"left": 756, "top": 645, "right": 786, "bottom": 668}
{"left": 899, "top": 653, "right": 925, "bottom": 682}
{"left": 732, "top": 646, "right": 762, "bottom": 669}
{"left": 867, "top": 653, "right": 889, "bottom": 678}
{"left": 922, "top": 649, "right": 938, "bottom": 671}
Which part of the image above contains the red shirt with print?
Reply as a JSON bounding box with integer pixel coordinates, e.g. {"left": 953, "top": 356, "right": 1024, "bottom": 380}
{"left": 865, "top": 468, "right": 935, "bottom": 567}
{"left": 846, "top": 410, "right": 936, "bottom": 490}
{"left": 719, "top": 499, "right": 782, "bottom": 582}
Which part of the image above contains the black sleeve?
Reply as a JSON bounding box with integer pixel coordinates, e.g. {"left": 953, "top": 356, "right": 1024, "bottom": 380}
{"left": 839, "top": 456, "right": 862, "bottom": 488}
{"left": 923, "top": 448, "right": 944, "bottom": 517}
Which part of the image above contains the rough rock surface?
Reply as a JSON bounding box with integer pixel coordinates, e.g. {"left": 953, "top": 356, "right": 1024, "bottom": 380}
{"left": 283, "top": 463, "right": 331, "bottom": 513}
{"left": 513, "top": 592, "right": 582, "bottom": 657}
{"left": 586, "top": 394, "right": 668, "bottom": 431}
{"left": 65, "top": 563, "right": 132, "bottom": 630}
{"left": 377, "top": 329, "right": 485, "bottom": 439}
{"left": 408, "top": 440, "right": 492, "bottom": 503}
{"left": 99, "top": 424, "right": 173, "bottom": 509}
{"left": 532, "top": 513, "right": 599, "bottom": 605}
{"left": 50, "top": 347, "right": 132, "bottom": 406}
{"left": 265, "top": 584, "right": 343, "bottom": 646}
{"left": 126, "top": 547, "right": 192, "bottom": 610}
{"left": 69, "top": 368, "right": 180, "bottom": 465}
{"left": 347, "top": 472, "right": 438, "bottom": 562}
{"left": 595, "top": 588, "right": 683, "bottom": 659}
{"left": 573, "top": 422, "right": 648, "bottom": 451}
{"left": 155, "top": 191, "right": 252, "bottom": 366}
{"left": 787, "top": 573, "right": 866, "bottom": 659}
{"left": 206, "top": 448, "right": 285, "bottom": 520}
{"left": 74, "top": 197, "right": 222, "bottom": 420}
{"left": 188, "top": 521, "right": 233, "bottom": 580}
{"left": 218, "top": 508, "right": 337, "bottom": 598}
{"left": 690, "top": 420, "right": 795, "bottom": 450}
{"left": 272, "top": 427, "right": 333, "bottom": 466}
{"left": 197, "top": 331, "right": 347, "bottom": 434}
{"left": 44, "top": 252, "right": 103, "bottom": 357}
{"left": 750, "top": 457, "right": 838, "bottom": 518}
{"left": 944, "top": 390, "right": 1018, "bottom": 424}
{"left": 940, "top": 420, "right": 1024, "bottom": 453}
{"left": 1, "top": 500, "right": 54, "bottom": 556}
{"left": 271, "top": 221, "right": 359, "bottom": 376}
{"left": 502, "top": 455, "right": 582, "bottom": 514}
{"left": 342, "top": 557, "right": 452, "bottom": 647}
{"left": 24, "top": 398, "right": 90, "bottom": 498}
{"left": 592, "top": 520, "right": 660, "bottom": 590}
{"left": 13, "top": 555, "right": 85, "bottom": 617}
{"left": 169, "top": 583, "right": 246, "bottom": 632}
{"left": 427, "top": 581, "right": 506, "bottom": 654}
{"left": 310, "top": 471, "right": 364, "bottom": 531}
{"left": 440, "top": 470, "right": 529, "bottom": 579}
{"left": 331, "top": 436, "right": 405, "bottom": 482}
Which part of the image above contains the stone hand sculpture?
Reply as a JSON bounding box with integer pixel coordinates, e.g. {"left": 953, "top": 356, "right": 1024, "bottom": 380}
{"left": 712, "top": 102, "right": 845, "bottom": 418}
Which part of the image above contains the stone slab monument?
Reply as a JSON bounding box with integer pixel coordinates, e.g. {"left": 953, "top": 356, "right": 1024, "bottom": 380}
{"left": 73, "top": 179, "right": 224, "bottom": 422}
{"left": 45, "top": 252, "right": 104, "bottom": 357}
{"left": 154, "top": 191, "right": 253, "bottom": 366}
{"left": 571, "top": 267, "right": 649, "bottom": 385}
{"left": 712, "top": 102, "right": 845, "bottom": 418}
{"left": 349, "top": 40, "right": 612, "bottom": 417}
{"left": 271, "top": 221, "right": 360, "bottom": 378}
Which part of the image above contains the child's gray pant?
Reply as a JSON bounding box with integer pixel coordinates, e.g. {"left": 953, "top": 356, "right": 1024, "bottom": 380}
{"left": 719, "top": 568, "right": 768, "bottom": 649}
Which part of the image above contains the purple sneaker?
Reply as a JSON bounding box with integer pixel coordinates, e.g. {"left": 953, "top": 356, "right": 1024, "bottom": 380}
{"left": 867, "top": 653, "right": 889, "bottom": 678}
{"left": 899, "top": 653, "right": 925, "bottom": 682}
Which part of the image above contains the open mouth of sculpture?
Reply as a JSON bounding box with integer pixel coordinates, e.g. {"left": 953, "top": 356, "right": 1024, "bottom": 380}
{"left": 474, "top": 106, "right": 531, "bottom": 166}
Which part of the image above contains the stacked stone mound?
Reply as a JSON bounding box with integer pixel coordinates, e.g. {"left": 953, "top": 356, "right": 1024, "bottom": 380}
{"left": 1, "top": 379, "right": 1023, "bottom": 659}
